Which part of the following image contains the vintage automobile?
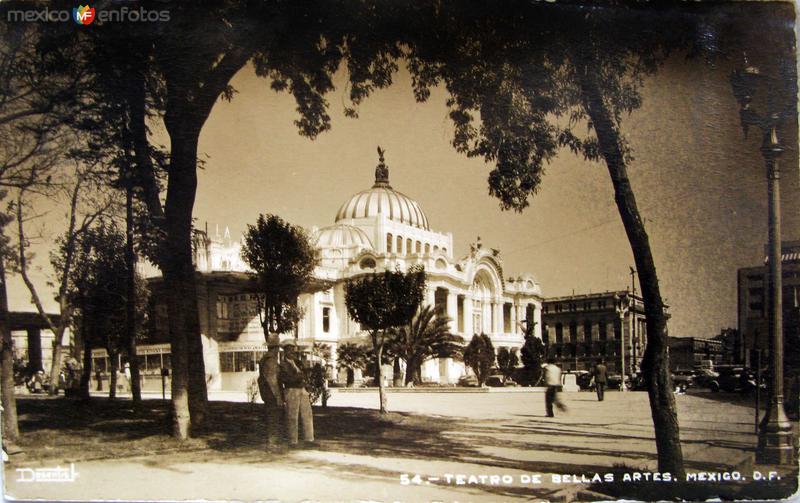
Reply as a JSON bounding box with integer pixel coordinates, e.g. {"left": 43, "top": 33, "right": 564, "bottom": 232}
{"left": 485, "top": 375, "right": 519, "bottom": 387}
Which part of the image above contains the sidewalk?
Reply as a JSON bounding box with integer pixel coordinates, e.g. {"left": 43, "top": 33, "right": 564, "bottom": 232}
{"left": 6, "top": 391, "right": 796, "bottom": 501}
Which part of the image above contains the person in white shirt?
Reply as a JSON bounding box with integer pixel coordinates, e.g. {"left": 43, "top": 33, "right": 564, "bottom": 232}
{"left": 542, "top": 359, "right": 567, "bottom": 417}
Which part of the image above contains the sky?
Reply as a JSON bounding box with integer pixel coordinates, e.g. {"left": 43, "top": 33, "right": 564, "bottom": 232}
{"left": 8, "top": 51, "right": 799, "bottom": 339}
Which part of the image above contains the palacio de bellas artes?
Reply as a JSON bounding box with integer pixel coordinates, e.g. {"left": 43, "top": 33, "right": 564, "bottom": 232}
{"left": 1, "top": 2, "right": 799, "bottom": 502}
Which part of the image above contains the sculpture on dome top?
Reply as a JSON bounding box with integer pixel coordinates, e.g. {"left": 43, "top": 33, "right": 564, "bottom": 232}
{"left": 374, "top": 146, "right": 391, "bottom": 187}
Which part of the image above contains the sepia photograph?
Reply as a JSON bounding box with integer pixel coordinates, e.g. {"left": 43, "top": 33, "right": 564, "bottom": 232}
{"left": 0, "top": 1, "right": 798, "bottom": 501}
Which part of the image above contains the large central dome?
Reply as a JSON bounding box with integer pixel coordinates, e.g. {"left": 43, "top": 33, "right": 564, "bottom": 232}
{"left": 334, "top": 149, "right": 430, "bottom": 230}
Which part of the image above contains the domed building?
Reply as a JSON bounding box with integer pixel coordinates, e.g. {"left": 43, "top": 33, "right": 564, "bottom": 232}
{"left": 95, "top": 152, "right": 544, "bottom": 391}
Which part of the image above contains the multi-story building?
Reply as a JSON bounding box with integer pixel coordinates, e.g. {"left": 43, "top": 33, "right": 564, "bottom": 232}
{"left": 541, "top": 291, "right": 652, "bottom": 374}
{"left": 666, "top": 337, "right": 724, "bottom": 371}
{"left": 737, "top": 240, "right": 800, "bottom": 368}
{"left": 93, "top": 154, "right": 544, "bottom": 391}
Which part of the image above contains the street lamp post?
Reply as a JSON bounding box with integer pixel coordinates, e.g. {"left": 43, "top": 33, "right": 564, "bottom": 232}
{"left": 731, "top": 61, "right": 795, "bottom": 465}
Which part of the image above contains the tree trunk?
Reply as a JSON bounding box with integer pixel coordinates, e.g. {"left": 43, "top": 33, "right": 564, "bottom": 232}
{"left": 0, "top": 256, "right": 19, "bottom": 443}
{"left": 376, "top": 334, "right": 387, "bottom": 414}
{"left": 125, "top": 183, "right": 142, "bottom": 406}
{"left": 108, "top": 351, "right": 118, "bottom": 400}
{"left": 162, "top": 126, "right": 205, "bottom": 438}
{"left": 392, "top": 357, "right": 403, "bottom": 387}
{"left": 80, "top": 342, "right": 91, "bottom": 401}
{"left": 48, "top": 335, "right": 64, "bottom": 396}
{"left": 580, "top": 73, "right": 685, "bottom": 478}
{"left": 404, "top": 357, "right": 415, "bottom": 385}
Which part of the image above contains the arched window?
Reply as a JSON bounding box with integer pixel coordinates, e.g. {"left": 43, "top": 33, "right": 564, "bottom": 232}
{"left": 416, "top": 241, "right": 421, "bottom": 253}
{"left": 433, "top": 245, "right": 439, "bottom": 252}
{"left": 424, "top": 243, "right": 430, "bottom": 254}
{"left": 442, "top": 247, "right": 447, "bottom": 255}
{"left": 396, "top": 235, "right": 403, "bottom": 254}
{"left": 386, "top": 233, "right": 393, "bottom": 253}
{"left": 406, "top": 238, "right": 412, "bottom": 254}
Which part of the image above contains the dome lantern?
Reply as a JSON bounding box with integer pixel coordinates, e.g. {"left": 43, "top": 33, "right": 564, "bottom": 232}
{"left": 373, "top": 146, "right": 391, "bottom": 188}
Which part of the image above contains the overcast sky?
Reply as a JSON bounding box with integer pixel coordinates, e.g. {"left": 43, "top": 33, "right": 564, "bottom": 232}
{"left": 9, "top": 52, "right": 799, "bottom": 338}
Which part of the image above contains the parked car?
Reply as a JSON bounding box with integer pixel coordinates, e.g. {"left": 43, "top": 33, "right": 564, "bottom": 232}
{"left": 576, "top": 372, "right": 594, "bottom": 391}
{"left": 607, "top": 373, "right": 631, "bottom": 391}
{"left": 485, "top": 375, "right": 519, "bottom": 387}
{"left": 457, "top": 374, "right": 479, "bottom": 387}
{"left": 702, "top": 367, "right": 763, "bottom": 393}
{"left": 692, "top": 368, "right": 720, "bottom": 389}
{"left": 671, "top": 370, "right": 696, "bottom": 390}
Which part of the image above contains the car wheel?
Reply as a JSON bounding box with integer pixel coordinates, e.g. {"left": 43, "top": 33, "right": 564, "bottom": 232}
{"left": 710, "top": 382, "right": 720, "bottom": 393}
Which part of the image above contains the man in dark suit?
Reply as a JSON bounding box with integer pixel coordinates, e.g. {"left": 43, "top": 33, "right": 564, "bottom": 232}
{"left": 593, "top": 359, "right": 608, "bottom": 401}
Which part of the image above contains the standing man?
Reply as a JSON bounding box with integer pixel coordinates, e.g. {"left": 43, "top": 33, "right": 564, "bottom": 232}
{"left": 542, "top": 358, "right": 566, "bottom": 417}
{"left": 257, "top": 345, "right": 285, "bottom": 450}
{"left": 279, "top": 341, "right": 315, "bottom": 448}
{"left": 593, "top": 358, "right": 608, "bottom": 401}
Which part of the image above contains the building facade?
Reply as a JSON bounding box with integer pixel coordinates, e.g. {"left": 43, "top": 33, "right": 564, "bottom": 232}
{"left": 666, "top": 337, "right": 724, "bottom": 371}
{"left": 94, "top": 156, "right": 544, "bottom": 391}
{"left": 737, "top": 240, "right": 800, "bottom": 368}
{"left": 541, "top": 291, "right": 651, "bottom": 374}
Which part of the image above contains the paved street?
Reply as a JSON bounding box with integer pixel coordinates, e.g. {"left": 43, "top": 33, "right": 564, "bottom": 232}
{"left": 4, "top": 390, "right": 790, "bottom": 502}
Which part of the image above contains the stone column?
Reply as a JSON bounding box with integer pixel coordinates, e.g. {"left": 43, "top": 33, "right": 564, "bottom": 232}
{"left": 446, "top": 291, "right": 458, "bottom": 334}
{"left": 27, "top": 328, "right": 43, "bottom": 372}
{"left": 463, "top": 295, "right": 473, "bottom": 337}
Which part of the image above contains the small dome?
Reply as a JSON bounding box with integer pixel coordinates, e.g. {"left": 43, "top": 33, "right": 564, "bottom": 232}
{"left": 315, "top": 224, "right": 373, "bottom": 250}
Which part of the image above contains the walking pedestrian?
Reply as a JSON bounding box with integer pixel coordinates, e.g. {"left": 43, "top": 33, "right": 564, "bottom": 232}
{"left": 257, "top": 345, "right": 285, "bottom": 451}
{"left": 279, "top": 341, "right": 315, "bottom": 448}
{"left": 542, "top": 359, "right": 566, "bottom": 417}
{"left": 593, "top": 358, "right": 608, "bottom": 401}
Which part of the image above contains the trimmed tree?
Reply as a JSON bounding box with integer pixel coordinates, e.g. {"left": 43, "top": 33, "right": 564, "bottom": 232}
{"left": 520, "top": 331, "right": 547, "bottom": 386}
{"left": 463, "top": 334, "right": 495, "bottom": 387}
{"left": 345, "top": 267, "right": 425, "bottom": 413}
{"left": 336, "top": 343, "right": 367, "bottom": 387}
{"left": 241, "top": 214, "right": 319, "bottom": 345}
{"left": 496, "top": 347, "right": 519, "bottom": 385}
{"left": 389, "top": 305, "right": 464, "bottom": 385}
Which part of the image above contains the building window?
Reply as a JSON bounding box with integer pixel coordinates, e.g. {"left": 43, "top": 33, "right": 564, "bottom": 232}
{"left": 416, "top": 241, "right": 422, "bottom": 254}
{"left": 433, "top": 245, "right": 439, "bottom": 252}
{"left": 397, "top": 235, "right": 403, "bottom": 254}
{"left": 503, "top": 303, "right": 511, "bottom": 333}
{"left": 425, "top": 243, "right": 431, "bottom": 254}
{"left": 599, "top": 321, "right": 607, "bottom": 341}
{"left": 442, "top": 247, "right": 447, "bottom": 255}
{"left": 322, "top": 307, "right": 330, "bottom": 333}
{"left": 570, "top": 321, "right": 578, "bottom": 342}
{"left": 406, "top": 238, "right": 412, "bottom": 254}
{"left": 386, "top": 233, "right": 393, "bottom": 253}
{"left": 555, "top": 323, "right": 563, "bottom": 345}
{"left": 584, "top": 320, "right": 593, "bottom": 341}
{"left": 614, "top": 318, "right": 622, "bottom": 339}
{"left": 526, "top": 304, "right": 534, "bottom": 327}
{"left": 220, "top": 352, "right": 235, "bottom": 372}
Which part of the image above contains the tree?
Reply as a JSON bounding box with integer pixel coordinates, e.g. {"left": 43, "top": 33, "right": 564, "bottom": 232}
{"left": 496, "top": 347, "right": 519, "bottom": 385}
{"left": 345, "top": 267, "right": 425, "bottom": 413}
{"left": 336, "top": 343, "right": 368, "bottom": 387}
{"left": 39, "top": 0, "right": 409, "bottom": 439}
{"left": 463, "top": 334, "right": 495, "bottom": 387}
{"left": 241, "top": 214, "right": 319, "bottom": 344}
{"left": 16, "top": 162, "right": 113, "bottom": 397}
{"left": 63, "top": 221, "right": 149, "bottom": 401}
{"left": 401, "top": 2, "right": 708, "bottom": 476}
{"left": 389, "top": 305, "right": 464, "bottom": 385}
{"left": 520, "top": 331, "right": 547, "bottom": 386}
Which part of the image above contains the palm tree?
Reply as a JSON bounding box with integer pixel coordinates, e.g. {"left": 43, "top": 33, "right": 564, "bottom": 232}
{"left": 389, "top": 305, "right": 464, "bottom": 385}
{"left": 336, "top": 343, "right": 367, "bottom": 387}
